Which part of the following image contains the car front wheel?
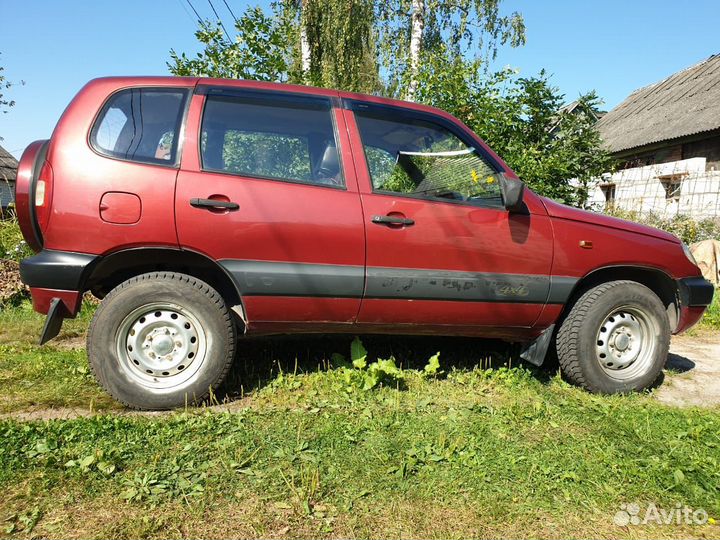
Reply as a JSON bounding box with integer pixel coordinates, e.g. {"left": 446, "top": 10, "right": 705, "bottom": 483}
{"left": 87, "top": 272, "right": 236, "bottom": 410}
{"left": 556, "top": 280, "right": 670, "bottom": 393}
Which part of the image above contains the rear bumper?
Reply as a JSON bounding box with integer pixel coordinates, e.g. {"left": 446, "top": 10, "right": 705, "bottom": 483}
{"left": 20, "top": 249, "right": 98, "bottom": 344}
{"left": 19, "top": 249, "right": 97, "bottom": 293}
{"left": 675, "top": 276, "right": 715, "bottom": 333}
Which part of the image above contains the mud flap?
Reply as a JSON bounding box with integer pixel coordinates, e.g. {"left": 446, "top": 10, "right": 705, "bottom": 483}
{"left": 39, "top": 298, "right": 65, "bottom": 345}
{"left": 519, "top": 324, "right": 555, "bottom": 367}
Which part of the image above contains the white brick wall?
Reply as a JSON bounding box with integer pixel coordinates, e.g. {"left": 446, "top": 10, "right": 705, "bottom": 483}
{"left": 584, "top": 158, "right": 720, "bottom": 219}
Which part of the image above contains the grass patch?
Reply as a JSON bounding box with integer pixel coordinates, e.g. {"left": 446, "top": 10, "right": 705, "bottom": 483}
{"left": 699, "top": 288, "right": 720, "bottom": 329}
{"left": 1, "top": 294, "right": 720, "bottom": 537}
{"left": 1, "top": 384, "right": 719, "bottom": 538}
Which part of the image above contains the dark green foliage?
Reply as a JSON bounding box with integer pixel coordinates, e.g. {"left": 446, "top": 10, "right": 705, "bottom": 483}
{"left": 413, "top": 62, "right": 614, "bottom": 205}
{"left": 169, "top": 2, "right": 609, "bottom": 203}
{"left": 168, "top": 6, "right": 293, "bottom": 81}
{"left": 301, "top": 0, "right": 381, "bottom": 93}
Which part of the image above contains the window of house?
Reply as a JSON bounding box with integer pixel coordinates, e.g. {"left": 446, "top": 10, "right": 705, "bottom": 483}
{"left": 91, "top": 88, "right": 189, "bottom": 165}
{"left": 600, "top": 183, "right": 616, "bottom": 205}
{"left": 354, "top": 109, "right": 502, "bottom": 206}
{"left": 659, "top": 174, "right": 684, "bottom": 201}
{"left": 201, "top": 94, "right": 343, "bottom": 187}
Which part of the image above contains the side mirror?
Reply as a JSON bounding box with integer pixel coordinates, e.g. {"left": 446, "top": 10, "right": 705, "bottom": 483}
{"left": 499, "top": 173, "right": 525, "bottom": 212}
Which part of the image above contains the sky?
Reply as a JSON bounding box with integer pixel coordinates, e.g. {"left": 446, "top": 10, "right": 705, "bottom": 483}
{"left": 1, "top": 0, "right": 719, "bottom": 159}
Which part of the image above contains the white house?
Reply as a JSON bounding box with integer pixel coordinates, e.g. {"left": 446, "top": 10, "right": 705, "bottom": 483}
{"left": 592, "top": 54, "right": 720, "bottom": 219}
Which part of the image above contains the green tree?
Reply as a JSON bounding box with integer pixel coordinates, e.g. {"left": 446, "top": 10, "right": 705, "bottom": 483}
{"left": 412, "top": 62, "right": 613, "bottom": 204}
{"left": 168, "top": 5, "right": 294, "bottom": 81}
{"left": 479, "top": 73, "right": 613, "bottom": 205}
{"left": 376, "top": 0, "right": 525, "bottom": 100}
{"left": 169, "top": 1, "right": 380, "bottom": 93}
{"left": 298, "top": 0, "right": 381, "bottom": 93}
{"left": 169, "top": 1, "right": 522, "bottom": 97}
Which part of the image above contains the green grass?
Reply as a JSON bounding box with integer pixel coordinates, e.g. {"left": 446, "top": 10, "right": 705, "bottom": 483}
{"left": 0, "top": 301, "right": 119, "bottom": 414}
{"left": 700, "top": 288, "right": 720, "bottom": 329}
{"left": 1, "top": 302, "right": 720, "bottom": 538}
{"left": 1, "top": 371, "right": 720, "bottom": 538}
{"left": 0, "top": 216, "right": 32, "bottom": 261}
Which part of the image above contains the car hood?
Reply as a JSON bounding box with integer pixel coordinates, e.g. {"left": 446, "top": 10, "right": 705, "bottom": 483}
{"left": 540, "top": 197, "right": 680, "bottom": 244}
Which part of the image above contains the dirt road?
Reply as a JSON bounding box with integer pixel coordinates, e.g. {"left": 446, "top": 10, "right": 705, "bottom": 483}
{"left": 656, "top": 332, "right": 720, "bottom": 407}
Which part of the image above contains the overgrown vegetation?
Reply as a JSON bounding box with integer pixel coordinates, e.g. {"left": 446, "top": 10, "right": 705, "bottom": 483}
{"left": 605, "top": 208, "right": 720, "bottom": 245}
{"left": 0, "top": 213, "right": 30, "bottom": 261}
{"left": 702, "top": 290, "right": 720, "bottom": 330}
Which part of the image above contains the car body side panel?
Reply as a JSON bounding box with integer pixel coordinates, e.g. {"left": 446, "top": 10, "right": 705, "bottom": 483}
{"left": 40, "top": 77, "right": 197, "bottom": 255}
{"left": 341, "top": 107, "right": 557, "bottom": 329}
{"left": 549, "top": 216, "right": 700, "bottom": 279}
{"left": 175, "top": 92, "right": 367, "bottom": 324}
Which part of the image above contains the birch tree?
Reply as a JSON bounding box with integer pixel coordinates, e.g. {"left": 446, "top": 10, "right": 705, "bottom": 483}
{"left": 299, "top": 1, "right": 311, "bottom": 81}
{"left": 405, "top": 0, "right": 425, "bottom": 101}
{"left": 170, "top": 1, "right": 379, "bottom": 93}
{"left": 0, "top": 53, "right": 20, "bottom": 115}
{"left": 378, "top": 0, "right": 525, "bottom": 101}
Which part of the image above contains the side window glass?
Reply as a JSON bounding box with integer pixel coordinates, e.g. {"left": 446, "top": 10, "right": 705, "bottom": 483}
{"left": 91, "top": 88, "right": 188, "bottom": 165}
{"left": 201, "top": 95, "right": 343, "bottom": 187}
{"left": 355, "top": 110, "right": 502, "bottom": 206}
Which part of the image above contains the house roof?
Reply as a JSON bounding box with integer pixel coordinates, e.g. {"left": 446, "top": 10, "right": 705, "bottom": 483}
{"left": 0, "top": 144, "right": 18, "bottom": 183}
{"left": 596, "top": 54, "right": 720, "bottom": 154}
{"left": 549, "top": 100, "right": 601, "bottom": 134}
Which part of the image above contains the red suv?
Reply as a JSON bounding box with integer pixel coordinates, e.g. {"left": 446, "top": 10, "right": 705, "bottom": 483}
{"left": 15, "top": 76, "right": 713, "bottom": 409}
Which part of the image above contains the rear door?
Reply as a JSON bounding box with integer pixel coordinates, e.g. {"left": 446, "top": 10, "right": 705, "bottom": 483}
{"left": 344, "top": 101, "right": 554, "bottom": 330}
{"left": 175, "top": 86, "right": 365, "bottom": 327}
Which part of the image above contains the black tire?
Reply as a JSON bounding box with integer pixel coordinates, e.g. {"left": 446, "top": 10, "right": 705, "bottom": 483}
{"left": 87, "top": 272, "right": 236, "bottom": 410}
{"left": 556, "top": 280, "right": 670, "bottom": 394}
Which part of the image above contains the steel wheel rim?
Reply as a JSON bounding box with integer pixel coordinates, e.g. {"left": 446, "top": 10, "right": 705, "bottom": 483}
{"left": 595, "top": 305, "right": 658, "bottom": 381}
{"left": 116, "top": 302, "right": 208, "bottom": 391}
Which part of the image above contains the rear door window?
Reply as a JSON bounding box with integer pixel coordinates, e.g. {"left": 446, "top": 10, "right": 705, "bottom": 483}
{"left": 200, "top": 93, "right": 343, "bottom": 187}
{"left": 91, "top": 88, "right": 189, "bottom": 165}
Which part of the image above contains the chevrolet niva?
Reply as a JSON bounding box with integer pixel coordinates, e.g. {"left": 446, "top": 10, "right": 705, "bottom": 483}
{"left": 15, "top": 76, "right": 714, "bottom": 409}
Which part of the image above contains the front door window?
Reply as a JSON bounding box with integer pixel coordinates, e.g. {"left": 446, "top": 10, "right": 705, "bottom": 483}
{"left": 354, "top": 111, "right": 503, "bottom": 206}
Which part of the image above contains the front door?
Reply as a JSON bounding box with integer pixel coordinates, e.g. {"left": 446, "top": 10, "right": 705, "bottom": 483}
{"left": 344, "top": 101, "right": 554, "bottom": 330}
{"left": 175, "top": 87, "right": 365, "bottom": 327}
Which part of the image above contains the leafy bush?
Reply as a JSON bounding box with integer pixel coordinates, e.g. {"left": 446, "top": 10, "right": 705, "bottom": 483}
{"left": 604, "top": 208, "right": 720, "bottom": 244}
{"left": 330, "top": 337, "right": 441, "bottom": 391}
{"left": 0, "top": 215, "right": 31, "bottom": 262}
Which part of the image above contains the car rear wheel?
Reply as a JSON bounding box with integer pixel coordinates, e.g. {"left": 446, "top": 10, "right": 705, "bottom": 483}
{"left": 88, "top": 272, "right": 236, "bottom": 409}
{"left": 556, "top": 280, "right": 670, "bottom": 393}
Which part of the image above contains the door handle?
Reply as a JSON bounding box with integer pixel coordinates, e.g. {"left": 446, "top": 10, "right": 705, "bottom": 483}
{"left": 190, "top": 198, "right": 239, "bottom": 211}
{"left": 371, "top": 215, "right": 415, "bottom": 226}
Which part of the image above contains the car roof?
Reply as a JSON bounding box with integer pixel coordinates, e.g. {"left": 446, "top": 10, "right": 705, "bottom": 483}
{"left": 89, "top": 75, "right": 450, "bottom": 117}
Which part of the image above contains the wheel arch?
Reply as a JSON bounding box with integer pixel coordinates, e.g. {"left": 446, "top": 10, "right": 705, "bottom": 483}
{"left": 83, "top": 247, "right": 246, "bottom": 322}
{"left": 563, "top": 265, "right": 679, "bottom": 330}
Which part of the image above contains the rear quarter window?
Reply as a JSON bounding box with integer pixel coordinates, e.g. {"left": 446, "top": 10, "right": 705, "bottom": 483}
{"left": 90, "top": 87, "right": 189, "bottom": 166}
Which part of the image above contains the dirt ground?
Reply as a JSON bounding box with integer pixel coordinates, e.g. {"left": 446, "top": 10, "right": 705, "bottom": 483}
{"left": 656, "top": 331, "right": 720, "bottom": 407}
